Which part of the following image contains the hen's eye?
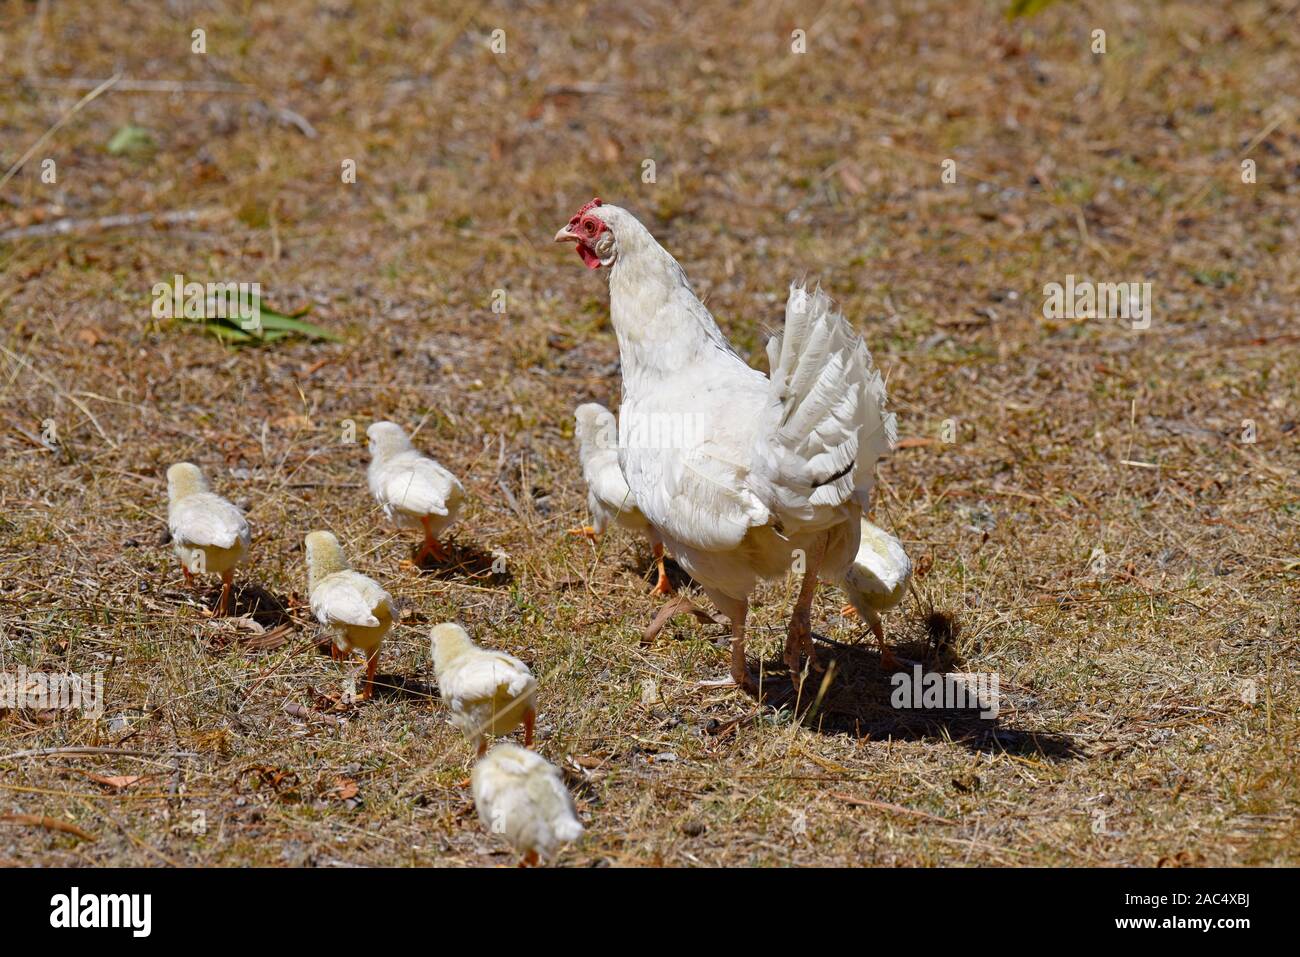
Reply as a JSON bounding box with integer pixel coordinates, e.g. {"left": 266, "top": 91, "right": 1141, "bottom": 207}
{"left": 584, "top": 220, "right": 597, "bottom": 235}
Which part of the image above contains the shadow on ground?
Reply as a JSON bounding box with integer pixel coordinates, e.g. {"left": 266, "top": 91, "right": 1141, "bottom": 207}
{"left": 414, "top": 538, "right": 512, "bottom": 586}
{"left": 746, "top": 637, "right": 1082, "bottom": 761}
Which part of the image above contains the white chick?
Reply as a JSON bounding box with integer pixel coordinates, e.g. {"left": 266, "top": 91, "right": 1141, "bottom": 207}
{"left": 366, "top": 421, "right": 464, "bottom": 566}
{"left": 472, "top": 742, "right": 583, "bottom": 866}
{"left": 838, "top": 518, "right": 912, "bottom": 669}
{"left": 570, "top": 402, "right": 673, "bottom": 595}
{"left": 166, "top": 462, "right": 251, "bottom": 617}
{"left": 431, "top": 622, "right": 536, "bottom": 756}
{"left": 305, "top": 531, "right": 394, "bottom": 700}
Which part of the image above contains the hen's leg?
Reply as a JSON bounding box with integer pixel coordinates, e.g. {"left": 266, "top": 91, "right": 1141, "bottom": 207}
{"left": 650, "top": 542, "right": 675, "bottom": 596}
{"left": 706, "top": 594, "right": 755, "bottom": 695}
{"left": 182, "top": 565, "right": 195, "bottom": 589}
{"left": 785, "top": 537, "right": 825, "bottom": 678}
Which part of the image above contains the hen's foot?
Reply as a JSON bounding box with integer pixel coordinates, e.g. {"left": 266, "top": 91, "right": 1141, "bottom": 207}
{"left": 566, "top": 525, "right": 599, "bottom": 540}
{"left": 650, "top": 560, "right": 676, "bottom": 596}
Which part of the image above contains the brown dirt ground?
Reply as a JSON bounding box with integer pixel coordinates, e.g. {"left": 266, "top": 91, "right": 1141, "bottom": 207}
{"left": 0, "top": 0, "right": 1296, "bottom": 867}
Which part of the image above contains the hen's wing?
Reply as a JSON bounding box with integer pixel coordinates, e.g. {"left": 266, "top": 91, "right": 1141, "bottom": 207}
{"left": 755, "top": 283, "right": 895, "bottom": 521}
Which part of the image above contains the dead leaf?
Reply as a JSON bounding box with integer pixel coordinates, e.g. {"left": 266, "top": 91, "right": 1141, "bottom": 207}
{"left": 330, "top": 776, "right": 360, "bottom": 801}
{"left": 895, "top": 436, "right": 937, "bottom": 449}
{"left": 0, "top": 813, "right": 96, "bottom": 842}
{"left": 75, "top": 325, "right": 106, "bottom": 347}
{"left": 837, "top": 165, "right": 865, "bottom": 195}
{"left": 83, "top": 772, "right": 146, "bottom": 790}
{"left": 238, "top": 764, "right": 301, "bottom": 801}
{"left": 272, "top": 413, "right": 313, "bottom": 430}
{"left": 828, "top": 792, "right": 956, "bottom": 826}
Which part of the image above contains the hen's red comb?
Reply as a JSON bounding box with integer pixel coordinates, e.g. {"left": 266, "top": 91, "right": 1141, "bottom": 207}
{"left": 576, "top": 197, "right": 602, "bottom": 216}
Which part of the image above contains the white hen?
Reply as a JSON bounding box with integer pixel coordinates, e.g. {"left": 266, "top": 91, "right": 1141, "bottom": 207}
{"left": 431, "top": 622, "right": 537, "bottom": 756}
{"left": 556, "top": 199, "right": 895, "bottom": 690}
{"left": 305, "top": 530, "right": 394, "bottom": 700}
{"left": 570, "top": 402, "right": 673, "bottom": 595}
{"left": 367, "top": 421, "right": 465, "bottom": 566}
{"left": 838, "top": 518, "right": 912, "bottom": 668}
{"left": 472, "top": 742, "right": 583, "bottom": 866}
{"left": 166, "top": 462, "right": 251, "bottom": 617}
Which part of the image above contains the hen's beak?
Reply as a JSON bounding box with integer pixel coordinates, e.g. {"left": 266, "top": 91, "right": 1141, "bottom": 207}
{"left": 554, "top": 224, "right": 579, "bottom": 243}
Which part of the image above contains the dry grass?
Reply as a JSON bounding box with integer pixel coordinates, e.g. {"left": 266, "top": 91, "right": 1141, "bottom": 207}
{"left": 0, "top": 0, "right": 1296, "bottom": 867}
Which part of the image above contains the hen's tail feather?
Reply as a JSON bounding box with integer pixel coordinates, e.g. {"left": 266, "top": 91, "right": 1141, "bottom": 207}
{"left": 762, "top": 283, "right": 895, "bottom": 518}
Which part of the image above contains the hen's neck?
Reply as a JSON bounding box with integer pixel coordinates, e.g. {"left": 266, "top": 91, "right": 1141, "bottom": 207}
{"left": 607, "top": 241, "right": 737, "bottom": 389}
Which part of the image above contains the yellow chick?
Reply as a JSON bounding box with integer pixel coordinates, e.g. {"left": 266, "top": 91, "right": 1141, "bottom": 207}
{"left": 838, "top": 518, "right": 912, "bottom": 668}
{"left": 431, "top": 623, "right": 536, "bottom": 756}
{"left": 366, "top": 421, "right": 465, "bottom": 566}
{"left": 305, "top": 531, "right": 394, "bottom": 700}
{"left": 472, "top": 742, "right": 584, "bottom": 866}
{"left": 569, "top": 402, "right": 674, "bottom": 595}
{"left": 166, "top": 462, "right": 251, "bottom": 616}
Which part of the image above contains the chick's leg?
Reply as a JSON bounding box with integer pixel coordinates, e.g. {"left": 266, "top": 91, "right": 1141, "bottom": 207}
{"left": 216, "top": 570, "right": 234, "bottom": 616}
{"left": 650, "top": 542, "right": 675, "bottom": 596}
{"left": 414, "top": 516, "right": 450, "bottom": 565}
{"left": 359, "top": 649, "right": 379, "bottom": 700}
{"left": 785, "top": 536, "right": 825, "bottom": 678}
{"left": 870, "top": 613, "right": 901, "bottom": 671}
